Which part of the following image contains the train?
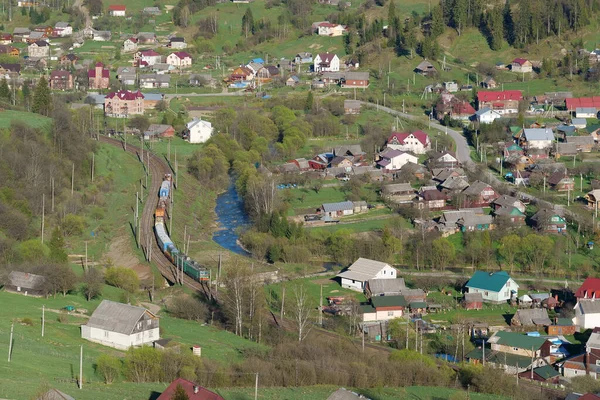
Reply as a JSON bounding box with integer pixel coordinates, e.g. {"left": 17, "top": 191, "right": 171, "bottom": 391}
{"left": 154, "top": 174, "right": 210, "bottom": 282}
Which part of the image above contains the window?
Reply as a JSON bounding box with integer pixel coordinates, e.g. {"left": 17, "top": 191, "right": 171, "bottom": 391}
{"left": 149, "top": 330, "right": 153, "bottom": 338}
{"left": 484, "top": 291, "right": 489, "bottom": 296}
{"left": 513, "top": 347, "right": 519, "bottom": 351}
{"left": 383, "top": 270, "right": 386, "bottom": 275}
{"left": 388, "top": 311, "right": 394, "bottom": 317}
{"left": 104, "top": 331, "right": 109, "bottom": 338}
{"left": 137, "top": 333, "right": 141, "bottom": 341}
{"left": 147, "top": 319, "right": 151, "bottom": 326}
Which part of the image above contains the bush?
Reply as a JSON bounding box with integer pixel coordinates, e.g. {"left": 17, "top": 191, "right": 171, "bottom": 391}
{"left": 96, "top": 354, "right": 121, "bottom": 384}
{"left": 168, "top": 295, "right": 208, "bottom": 322}
{"left": 21, "top": 317, "right": 33, "bottom": 326}
{"left": 61, "top": 214, "right": 86, "bottom": 237}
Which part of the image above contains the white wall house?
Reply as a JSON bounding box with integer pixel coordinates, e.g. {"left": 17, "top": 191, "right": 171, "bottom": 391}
{"left": 337, "top": 257, "right": 397, "bottom": 291}
{"left": 523, "top": 128, "right": 555, "bottom": 149}
{"left": 54, "top": 22, "right": 72, "bottom": 37}
{"left": 386, "top": 130, "right": 431, "bottom": 154}
{"left": 573, "top": 300, "right": 600, "bottom": 330}
{"left": 166, "top": 52, "right": 192, "bottom": 68}
{"left": 123, "top": 38, "right": 138, "bottom": 52}
{"left": 136, "top": 50, "right": 162, "bottom": 67}
{"left": 465, "top": 270, "right": 519, "bottom": 303}
{"left": 377, "top": 150, "right": 418, "bottom": 171}
{"left": 317, "top": 22, "right": 345, "bottom": 36}
{"left": 186, "top": 117, "right": 213, "bottom": 143}
{"left": 81, "top": 300, "right": 159, "bottom": 350}
{"left": 475, "top": 108, "right": 502, "bottom": 124}
{"left": 313, "top": 52, "right": 339, "bottom": 73}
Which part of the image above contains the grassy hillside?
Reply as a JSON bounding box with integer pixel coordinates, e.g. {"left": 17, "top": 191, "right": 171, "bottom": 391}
{"left": 0, "top": 110, "right": 52, "bottom": 130}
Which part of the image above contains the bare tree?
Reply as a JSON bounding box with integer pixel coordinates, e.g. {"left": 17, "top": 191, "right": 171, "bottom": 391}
{"left": 289, "top": 284, "right": 314, "bottom": 342}
{"left": 222, "top": 264, "right": 249, "bottom": 336}
{"left": 246, "top": 175, "right": 279, "bottom": 218}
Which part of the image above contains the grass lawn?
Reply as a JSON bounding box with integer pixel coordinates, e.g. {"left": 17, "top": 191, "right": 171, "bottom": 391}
{"left": 424, "top": 302, "right": 517, "bottom": 326}
{"left": 307, "top": 216, "right": 402, "bottom": 234}
{"left": 0, "top": 110, "right": 52, "bottom": 130}
{"left": 286, "top": 186, "right": 349, "bottom": 214}
{"left": 0, "top": 289, "right": 267, "bottom": 399}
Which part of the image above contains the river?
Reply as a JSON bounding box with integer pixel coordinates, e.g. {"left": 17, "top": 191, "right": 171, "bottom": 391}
{"left": 212, "top": 180, "right": 251, "bottom": 255}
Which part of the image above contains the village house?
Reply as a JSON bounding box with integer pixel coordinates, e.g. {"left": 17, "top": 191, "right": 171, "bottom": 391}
{"left": 340, "top": 71, "right": 369, "bottom": 88}
{"left": 477, "top": 90, "right": 523, "bottom": 114}
{"left": 104, "top": 90, "right": 145, "bottom": 117}
{"left": 53, "top": 22, "right": 72, "bottom": 37}
{"left": 186, "top": 117, "right": 213, "bottom": 144}
{"left": 295, "top": 52, "right": 313, "bottom": 64}
{"left": 488, "top": 331, "right": 552, "bottom": 370}
{"left": 429, "top": 151, "right": 459, "bottom": 168}
{"left": 574, "top": 300, "right": 600, "bottom": 330}
{"left": 337, "top": 257, "right": 397, "bottom": 291}
{"left": 81, "top": 300, "right": 159, "bottom": 350}
{"left": 329, "top": 156, "right": 352, "bottom": 169}
{"left": 376, "top": 149, "right": 418, "bottom": 171}
{"left": 511, "top": 308, "right": 552, "bottom": 327}
{"left": 547, "top": 318, "right": 576, "bottom": 336}
{"left": 256, "top": 65, "right": 280, "bottom": 81}
{"left": 492, "top": 196, "right": 526, "bottom": 225}
{"left": 108, "top": 4, "right": 126, "bottom": 16}
{"left": 93, "top": 30, "right": 112, "bottom": 41}
{"left": 461, "top": 180, "right": 499, "bottom": 207}
{"left": 465, "top": 270, "right": 518, "bottom": 303}
{"left": 59, "top": 53, "right": 78, "bottom": 67}
{"left": 416, "top": 187, "right": 447, "bottom": 210}
{"left": 492, "top": 195, "right": 526, "bottom": 213}
{"left": 166, "top": 51, "right": 192, "bottom": 68}
{"left": 0, "top": 45, "right": 19, "bottom": 56}
{"left": 142, "top": 6, "right": 161, "bottom": 15}
{"left": 320, "top": 201, "right": 354, "bottom": 219}
{"left": 334, "top": 145, "right": 364, "bottom": 162}
{"left": 566, "top": 135, "right": 595, "bottom": 152}
{"left": 511, "top": 58, "right": 533, "bottom": 73}
{"left": 365, "top": 278, "right": 406, "bottom": 297}
{"left": 481, "top": 76, "right": 497, "bottom": 89}
{"left": 575, "top": 278, "right": 600, "bottom": 300}
{"left": 0, "top": 33, "right": 12, "bottom": 44}
{"left": 144, "top": 124, "right": 175, "bottom": 140}
{"left": 6, "top": 271, "right": 45, "bottom": 296}
{"left": 137, "top": 32, "right": 157, "bottom": 44}
{"left": 316, "top": 22, "right": 346, "bottom": 36}
{"left": 285, "top": 75, "right": 300, "bottom": 87}
{"left": 136, "top": 50, "right": 162, "bottom": 67}
{"left": 436, "top": 92, "right": 476, "bottom": 121}
{"left": 190, "top": 74, "right": 216, "bottom": 88}
{"left": 414, "top": 60, "right": 437, "bottom": 76}
{"left": 439, "top": 175, "right": 470, "bottom": 194}
{"left": 462, "top": 292, "right": 483, "bottom": 310}
{"left": 585, "top": 189, "right": 600, "bottom": 210}
{"left": 520, "top": 128, "right": 555, "bottom": 150}
{"left": 576, "top": 107, "right": 598, "bottom": 118}
{"left": 229, "top": 66, "right": 254, "bottom": 82}
{"left": 123, "top": 37, "right": 138, "bottom": 52}
{"left": 475, "top": 108, "right": 501, "bottom": 124}
{"left": 12, "top": 27, "right": 30, "bottom": 42}
{"left": 168, "top": 37, "right": 187, "bottom": 49}
{"left": 156, "top": 378, "right": 224, "bottom": 400}
{"left": 27, "top": 40, "right": 49, "bottom": 58}
{"left": 382, "top": 183, "right": 416, "bottom": 204}
{"left": 139, "top": 74, "right": 170, "bottom": 89}
{"left": 531, "top": 209, "right": 567, "bottom": 234}
{"left": 88, "top": 62, "right": 110, "bottom": 90}
{"left": 386, "top": 130, "right": 431, "bottom": 154}
{"left": 547, "top": 170, "right": 575, "bottom": 192}
{"left": 27, "top": 31, "right": 47, "bottom": 43}
{"left": 344, "top": 99, "right": 361, "bottom": 115}
{"left": 313, "top": 52, "right": 340, "bottom": 73}
{"left": 117, "top": 66, "right": 136, "bottom": 86}
{"left": 49, "top": 70, "right": 73, "bottom": 90}
{"left": 361, "top": 295, "right": 407, "bottom": 322}
{"left": 560, "top": 328, "right": 600, "bottom": 378}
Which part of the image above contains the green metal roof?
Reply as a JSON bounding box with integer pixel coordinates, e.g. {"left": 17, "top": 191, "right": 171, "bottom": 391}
{"left": 493, "top": 331, "right": 547, "bottom": 350}
{"left": 506, "top": 143, "right": 523, "bottom": 151}
{"left": 465, "top": 348, "right": 532, "bottom": 368}
{"left": 466, "top": 271, "right": 512, "bottom": 292}
{"left": 371, "top": 295, "right": 407, "bottom": 308}
{"left": 556, "top": 318, "right": 573, "bottom": 326}
{"left": 409, "top": 301, "right": 427, "bottom": 309}
{"left": 533, "top": 365, "right": 560, "bottom": 379}
{"left": 359, "top": 304, "right": 375, "bottom": 314}
{"left": 587, "top": 124, "right": 600, "bottom": 134}
{"left": 510, "top": 126, "right": 522, "bottom": 134}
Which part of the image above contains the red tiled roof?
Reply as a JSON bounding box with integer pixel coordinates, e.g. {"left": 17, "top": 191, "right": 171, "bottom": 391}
{"left": 157, "top": 378, "right": 224, "bottom": 400}
{"left": 580, "top": 394, "right": 600, "bottom": 400}
{"left": 319, "top": 22, "right": 338, "bottom": 28}
{"left": 140, "top": 50, "right": 160, "bottom": 57}
{"left": 575, "top": 277, "right": 600, "bottom": 299}
{"left": 452, "top": 101, "right": 475, "bottom": 115}
{"left": 171, "top": 51, "right": 191, "bottom": 59}
{"left": 317, "top": 52, "right": 336, "bottom": 63}
{"left": 565, "top": 96, "right": 600, "bottom": 110}
{"left": 512, "top": 58, "right": 529, "bottom": 65}
{"left": 388, "top": 130, "right": 430, "bottom": 146}
{"left": 126, "top": 37, "right": 137, "bottom": 43}
{"left": 106, "top": 90, "right": 144, "bottom": 100}
{"left": 51, "top": 70, "right": 70, "bottom": 78}
{"left": 88, "top": 64, "right": 110, "bottom": 78}
{"left": 108, "top": 4, "right": 126, "bottom": 11}
{"left": 478, "top": 90, "right": 523, "bottom": 102}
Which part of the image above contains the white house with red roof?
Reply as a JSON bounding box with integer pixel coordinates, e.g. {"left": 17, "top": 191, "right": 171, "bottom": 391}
{"left": 108, "top": 4, "right": 126, "bottom": 16}
{"left": 123, "top": 37, "right": 138, "bottom": 52}
{"left": 88, "top": 62, "right": 110, "bottom": 89}
{"left": 511, "top": 58, "right": 532, "bottom": 73}
{"left": 166, "top": 51, "right": 192, "bottom": 68}
{"left": 386, "top": 130, "right": 431, "bottom": 154}
{"left": 477, "top": 90, "right": 523, "bottom": 114}
{"left": 572, "top": 278, "right": 600, "bottom": 330}
{"left": 135, "top": 50, "right": 162, "bottom": 67}
{"left": 156, "top": 378, "right": 224, "bottom": 400}
{"left": 314, "top": 52, "right": 339, "bottom": 73}
{"left": 377, "top": 149, "right": 418, "bottom": 171}
{"left": 317, "top": 22, "right": 346, "bottom": 36}
{"left": 104, "top": 90, "right": 145, "bottom": 117}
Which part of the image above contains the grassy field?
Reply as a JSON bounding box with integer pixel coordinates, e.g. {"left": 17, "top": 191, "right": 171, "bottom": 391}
{"left": 0, "top": 110, "right": 52, "bottom": 130}
{"left": 307, "top": 217, "right": 397, "bottom": 234}
{"left": 0, "top": 288, "right": 267, "bottom": 399}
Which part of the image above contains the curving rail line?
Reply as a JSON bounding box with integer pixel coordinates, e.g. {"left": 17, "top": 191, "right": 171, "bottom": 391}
{"left": 98, "top": 135, "right": 210, "bottom": 295}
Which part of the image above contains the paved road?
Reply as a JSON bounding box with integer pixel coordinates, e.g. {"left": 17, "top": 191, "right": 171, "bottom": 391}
{"left": 73, "top": 0, "right": 92, "bottom": 29}
{"left": 359, "top": 102, "right": 474, "bottom": 166}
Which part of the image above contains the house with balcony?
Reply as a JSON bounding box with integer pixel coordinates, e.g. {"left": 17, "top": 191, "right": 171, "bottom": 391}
{"left": 166, "top": 52, "right": 192, "bottom": 68}
{"left": 104, "top": 90, "right": 145, "bottom": 117}
{"left": 477, "top": 90, "right": 523, "bottom": 114}
{"left": 337, "top": 258, "right": 398, "bottom": 292}
{"left": 49, "top": 70, "right": 73, "bottom": 90}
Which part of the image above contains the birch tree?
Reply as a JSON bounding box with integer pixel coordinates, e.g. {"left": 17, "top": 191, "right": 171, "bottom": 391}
{"left": 290, "top": 284, "right": 314, "bottom": 342}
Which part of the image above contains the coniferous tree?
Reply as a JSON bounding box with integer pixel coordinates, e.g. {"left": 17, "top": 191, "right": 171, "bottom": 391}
{"left": 430, "top": 5, "right": 445, "bottom": 38}
{"left": 503, "top": 0, "right": 515, "bottom": 45}
{"left": 0, "top": 78, "right": 10, "bottom": 102}
{"left": 241, "top": 8, "right": 255, "bottom": 38}
{"left": 171, "top": 384, "right": 189, "bottom": 400}
{"left": 451, "top": 0, "right": 468, "bottom": 36}
{"left": 304, "top": 91, "right": 313, "bottom": 113}
{"left": 48, "top": 227, "right": 68, "bottom": 264}
{"left": 32, "top": 76, "right": 51, "bottom": 116}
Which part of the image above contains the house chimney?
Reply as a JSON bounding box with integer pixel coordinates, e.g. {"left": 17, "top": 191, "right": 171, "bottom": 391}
{"left": 194, "top": 386, "right": 199, "bottom": 394}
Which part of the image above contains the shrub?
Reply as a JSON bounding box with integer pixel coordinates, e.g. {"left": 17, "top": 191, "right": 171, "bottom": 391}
{"left": 96, "top": 354, "right": 121, "bottom": 384}
{"left": 21, "top": 317, "right": 33, "bottom": 326}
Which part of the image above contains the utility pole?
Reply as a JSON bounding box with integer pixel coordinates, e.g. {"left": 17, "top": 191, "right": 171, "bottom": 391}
{"left": 41, "top": 194, "right": 45, "bottom": 244}
{"left": 482, "top": 339, "right": 485, "bottom": 366}
{"left": 42, "top": 305, "right": 45, "bottom": 337}
{"left": 254, "top": 373, "right": 258, "bottom": 400}
{"left": 51, "top": 177, "right": 55, "bottom": 212}
{"left": 79, "top": 345, "right": 83, "bottom": 389}
{"left": 71, "top": 163, "right": 74, "bottom": 196}
{"left": 175, "top": 148, "right": 178, "bottom": 189}
{"left": 405, "top": 319, "right": 409, "bottom": 349}
{"left": 280, "top": 285, "right": 285, "bottom": 321}
{"left": 8, "top": 322, "right": 13, "bottom": 362}
{"left": 91, "top": 153, "right": 94, "bottom": 182}
{"left": 85, "top": 241, "right": 88, "bottom": 270}
{"left": 319, "top": 284, "right": 323, "bottom": 327}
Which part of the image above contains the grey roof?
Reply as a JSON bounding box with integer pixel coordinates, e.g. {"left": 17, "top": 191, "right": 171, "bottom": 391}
{"left": 576, "top": 107, "right": 597, "bottom": 113}
{"left": 578, "top": 299, "right": 600, "bottom": 315}
{"left": 85, "top": 94, "right": 106, "bottom": 104}
{"left": 37, "top": 389, "right": 75, "bottom": 400}
{"left": 337, "top": 258, "right": 394, "bottom": 282}
{"left": 29, "top": 31, "right": 45, "bottom": 39}
{"left": 367, "top": 278, "right": 406, "bottom": 296}
{"left": 344, "top": 71, "right": 369, "bottom": 80}
{"left": 475, "top": 107, "right": 497, "bottom": 116}
{"left": 464, "top": 292, "right": 483, "bottom": 303}
{"left": 322, "top": 71, "right": 345, "bottom": 80}
{"left": 572, "top": 118, "right": 587, "bottom": 126}
{"left": 117, "top": 66, "right": 136, "bottom": 75}
{"left": 398, "top": 288, "right": 426, "bottom": 299}
{"left": 458, "top": 214, "right": 493, "bottom": 227}
{"left": 462, "top": 180, "right": 492, "bottom": 196}
{"left": 146, "top": 124, "right": 172, "bottom": 135}
{"left": 586, "top": 331, "right": 600, "bottom": 349}
{"left": 440, "top": 176, "right": 469, "bottom": 190}
{"left": 529, "top": 293, "right": 550, "bottom": 301}
{"left": 137, "top": 32, "right": 156, "bottom": 40}
{"left": 55, "top": 22, "right": 70, "bottom": 28}
{"left": 566, "top": 135, "right": 594, "bottom": 145}
{"left": 8, "top": 271, "right": 45, "bottom": 290}
{"left": 334, "top": 144, "right": 364, "bottom": 156}
{"left": 186, "top": 117, "right": 211, "bottom": 130}
{"left": 513, "top": 308, "right": 552, "bottom": 326}
{"left": 344, "top": 99, "right": 361, "bottom": 108}
{"left": 85, "top": 300, "right": 155, "bottom": 335}
{"left": 142, "top": 93, "right": 163, "bottom": 101}
{"left": 415, "top": 60, "right": 436, "bottom": 71}
{"left": 13, "top": 27, "right": 30, "bottom": 34}
{"left": 441, "top": 208, "right": 485, "bottom": 225}
{"left": 322, "top": 201, "right": 354, "bottom": 212}
{"left": 383, "top": 183, "right": 414, "bottom": 194}
{"left": 327, "top": 388, "right": 366, "bottom": 400}
{"left": 523, "top": 128, "right": 555, "bottom": 141}
{"left": 492, "top": 195, "right": 524, "bottom": 210}
{"left": 433, "top": 168, "right": 465, "bottom": 182}
{"left": 140, "top": 74, "right": 171, "bottom": 83}
{"left": 556, "top": 143, "right": 577, "bottom": 155}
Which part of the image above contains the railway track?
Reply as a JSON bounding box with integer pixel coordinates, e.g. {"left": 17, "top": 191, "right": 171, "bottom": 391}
{"left": 98, "top": 135, "right": 212, "bottom": 297}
